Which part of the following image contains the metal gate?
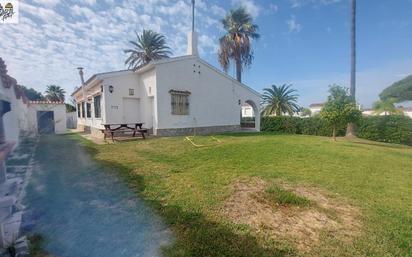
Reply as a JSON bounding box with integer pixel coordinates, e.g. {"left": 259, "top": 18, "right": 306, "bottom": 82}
{"left": 37, "top": 111, "right": 55, "bottom": 134}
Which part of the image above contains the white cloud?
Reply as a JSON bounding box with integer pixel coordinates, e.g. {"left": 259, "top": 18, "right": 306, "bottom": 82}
{"left": 231, "top": 0, "right": 261, "bottom": 18}
{"left": 82, "top": 0, "right": 96, "bottom": 6}
{"left": 290, "top": 0, "right": 342, "bottom": 8}
{"left": 0, "top": 0, "right": 225, "bottom": 96}
{"left": 198, "top": 34, "right": 219, "bottom": 55}
{"left": 269, "top": 4, "right": 278, "bottom": 12}
{"left": 286, "top": 15, "right": 302, "bottom": 33}
{"left": 31, "top": 0, "right": 60, "bottom": 7}
{"left": 289, "top": 60, "right": 412, "bottom": 108}
{"left": 211, "top": 5, "right": 226, "bottom": 17}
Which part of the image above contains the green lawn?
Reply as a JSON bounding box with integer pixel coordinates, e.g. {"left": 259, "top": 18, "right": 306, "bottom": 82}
{"left": 79, "top": 133, "right": 412, "bottom": 257}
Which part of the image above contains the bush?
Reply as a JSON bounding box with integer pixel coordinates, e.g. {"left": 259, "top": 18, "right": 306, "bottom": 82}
{"left": 357, "top": 115, "right": 412, "bottom": 145}
{"left": 261, "top": 116, "right": 346, "bottom": 137}
{"left": 261, "top": 115, "right": 412, "bottom": 146}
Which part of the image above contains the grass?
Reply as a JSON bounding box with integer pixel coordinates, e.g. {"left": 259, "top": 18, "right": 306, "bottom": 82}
{"left": 27, "top": 234, "right": 52, "bottom": 257}
{"left": 265, "top": 186, "right": 311, "bottom": 207}
{"left": 76, "top": 133, "right": 412, "bottom": 257}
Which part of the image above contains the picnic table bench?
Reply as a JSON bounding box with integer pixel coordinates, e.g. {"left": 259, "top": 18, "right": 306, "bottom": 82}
{"left": 101, "top": 123, "right": 148, "bottom": 142}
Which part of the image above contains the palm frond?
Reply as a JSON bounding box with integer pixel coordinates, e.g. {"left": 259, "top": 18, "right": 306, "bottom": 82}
{"left": 261, "top": 84, "right": 300, "bottom": 116}
{"left": 124, "top": 29, "right": 172, "bottom": 71}
{"left": 219, "top": 7, "right": 259, "bottom": 80}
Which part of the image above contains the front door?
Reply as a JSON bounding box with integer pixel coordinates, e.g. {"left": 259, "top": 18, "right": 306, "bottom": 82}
{"left": 37, "top": 111, "right": 55, "bottom": 134}
{"left": 122, "top": 98, "right": 140, "bottom": 123}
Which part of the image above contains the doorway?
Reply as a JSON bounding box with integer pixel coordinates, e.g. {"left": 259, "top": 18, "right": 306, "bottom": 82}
{"left": 37, "top": 111, "right": 55, "bottom": 134}
{"left": 122, "top": 98, "right": 140, "bottom": 123}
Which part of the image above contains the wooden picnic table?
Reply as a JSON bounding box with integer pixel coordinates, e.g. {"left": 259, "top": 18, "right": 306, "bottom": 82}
{"left": 101, "top": 123, "right": 148, "bottom": 142}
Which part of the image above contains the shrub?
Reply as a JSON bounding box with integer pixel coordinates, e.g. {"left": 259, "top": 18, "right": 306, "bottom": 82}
{"left": 261, "top": 116, "right": 346, "bottom": 137}
{"left": 261, "top": 115, "right": 412, "bottom": 146}
{"left": 357, "top": 116, "right": 412, "bottom": 145}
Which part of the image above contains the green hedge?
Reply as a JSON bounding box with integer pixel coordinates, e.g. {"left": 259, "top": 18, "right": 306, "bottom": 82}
{"left": 261, "top": 116, "right": 412, "bottom": 145}
{"left": 357, "top": 115, "right": 412, "bottom": 145}
{"left": 261, "top": 116, "right": 346, "bottom": 137}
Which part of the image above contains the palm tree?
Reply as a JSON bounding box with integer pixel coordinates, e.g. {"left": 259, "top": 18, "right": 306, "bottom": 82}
{"left": 346, "top": 0, "right": 357, "bottom": 136}
{"left": 373, "top": 98, "right": 403, "bottom": 116}
{"left": 124, "top": 30, "right": 172, "bottom": 70}
{"left": 45, "top": 85, "right": 65, "bottom": 102}
{"left": 261, "top": 84, "right": 300, "bottom": 116}
{"left": 218, "top": 7, "right": 259, "bottom": 83}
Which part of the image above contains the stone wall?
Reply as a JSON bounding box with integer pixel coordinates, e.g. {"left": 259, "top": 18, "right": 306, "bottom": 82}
{"left": 156, "top": 125, "right": 241, "bottom": 137}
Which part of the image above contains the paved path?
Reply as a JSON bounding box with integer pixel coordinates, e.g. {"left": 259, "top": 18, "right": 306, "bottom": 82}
{"left": 23, "top": 135, "right": 172, "bottom": 257}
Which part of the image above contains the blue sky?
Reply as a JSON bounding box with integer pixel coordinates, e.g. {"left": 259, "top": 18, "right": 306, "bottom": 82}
{"left": 1, "top": 0, "right": 412, "bottom": 107}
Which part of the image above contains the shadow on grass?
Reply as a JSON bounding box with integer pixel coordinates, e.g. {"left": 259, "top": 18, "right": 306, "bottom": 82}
{"left": 217, "top": 131, "right": 285, "bottom": 137}
{"left": 348, "top": 138, "right": 411, "bottom": 150}
{"left": 74, "top": 134, "right": 293, "bottom": 257}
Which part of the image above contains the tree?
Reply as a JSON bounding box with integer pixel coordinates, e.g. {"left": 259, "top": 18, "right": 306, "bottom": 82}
{"left": 45, "top": 85, "right": 65, "bottom": 102}
{"left": 301, "top": 108, "right": 312, "bottom": 117}
{"left": 261, "top": 84, "right": 300, "bottom": 116}
{"left": 19, "top": 85, "right": 44, "bottom": 101}
{"left": 218, "top": 7, "right": 259, "bottom": 83}
{"left": 373, "top": 98, "right": 403, "bottom": 116}
{"left": 379, "top": 74, "right": 412, "bottom": 102}
{"left": 320, "top": 85, "right": 362, "bottom": 141}
{"left": 65, "top": 104, "right": 76, "bottom": 112}
{"left": 124, "top": 30, "right": 172, "bottom": 70}
{"left": 346, "top": 0, "right": 357, "bottom": 137}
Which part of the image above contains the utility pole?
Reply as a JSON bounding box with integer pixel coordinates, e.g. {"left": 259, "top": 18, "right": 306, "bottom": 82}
{"left": 347, "top": 0, "right": 357, "bottom": 137}
{"left": 192, "top": 0, "right": 195, "bottom": 33}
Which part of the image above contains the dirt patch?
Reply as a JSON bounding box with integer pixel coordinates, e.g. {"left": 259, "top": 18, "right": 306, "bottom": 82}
{"left": 222, "top": 178, "right": 361, "bottom": 252}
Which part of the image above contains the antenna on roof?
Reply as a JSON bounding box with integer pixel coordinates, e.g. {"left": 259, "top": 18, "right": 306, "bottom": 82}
{"left": 187, "top": 0, "right": 198, "bottom": 56}
{"left": 77, "top": 67, "right": 85, "bottom": 85}
{"left": 191, "top": 0, "right": 195, "bottom": 32}
{"left": 77, "top": 67, "right": 86, "bottom": 101}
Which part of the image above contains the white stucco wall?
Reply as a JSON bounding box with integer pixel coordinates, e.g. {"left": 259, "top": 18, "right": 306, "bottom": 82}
{"left": 241, "top": 105, "right": 254, "bottom": 118}
{"left": 102, "top": 72, "right": 140, "bottom": 125}
{"left": 27, "top": 103, "right": 67, "bottom": 135}
{"left": 404, "top": 110, "right": 412, "bottom": 118}
{"left": 73, "top": 56, "right": 261, "bottom": 135}
{"left": 76, "top": 81, "right": 105, "bottom": 131}
{"left": 1, "top": 85, "right": 21, "bottom": 144}
{"left": 155, "top": 56, "right": 261, "bottom": 131}
{"left": 137, "top": 68, "right": 157, "bottom": 129}
{"left": 309, "top": 106, "right": 323, "bottom": 116}
{"left": 75, "top": 70, "right": 157, "bottom": 132}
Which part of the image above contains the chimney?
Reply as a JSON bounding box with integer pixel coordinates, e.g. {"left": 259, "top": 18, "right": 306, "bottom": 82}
{"left": 77, "top": 67, "right": 86, "bottom": 101}
{"left": 77, "top": 67, "right": 85, "bottom": 85}
{"left": 187, "top": 0, "right": 198, "bottom": 56}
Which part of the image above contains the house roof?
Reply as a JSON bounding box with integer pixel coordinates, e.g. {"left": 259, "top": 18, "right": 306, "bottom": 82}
{"left": 309, "top": 103, "right": 324, "bottom": 108}
{"left": 29, "top": 101, "right": 64, "bottom": 105}
{"left": 71, "top": 55, "right": 261, "bottom": 98}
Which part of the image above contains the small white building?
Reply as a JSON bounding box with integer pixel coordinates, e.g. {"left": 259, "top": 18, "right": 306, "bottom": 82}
{"left": 401, "top": 108, "right": 412, "bottom": 118}
{"left": 72, "top": 27, "right": 261, "bottom": 137}
{"left": 309, "top": 103, "right": 324, "bottom": 116}
{"left": 27, "top": 101, "right": 67, "bottom": 135}
{"left": 362, "top": 107, "right": 412, "bottom": 118}
{"left": 241, "top": 105, "right": 254, "bottom": 118}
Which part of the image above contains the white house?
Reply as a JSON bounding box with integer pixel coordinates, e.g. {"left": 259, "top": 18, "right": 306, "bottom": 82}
{"left": 363, "top": 107, "right": 412, "bottom": 118}
{"left": 72, "top": 9, "right": 261, "bottom": 138}
{"left": 309, "top": 102, "right": 412, "bottom": 118}
{"left": 401, "top": 108, "right": 412, "bottom": 118}
{"left": 308, "top": 103, "right": 324, "bottom": 116}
